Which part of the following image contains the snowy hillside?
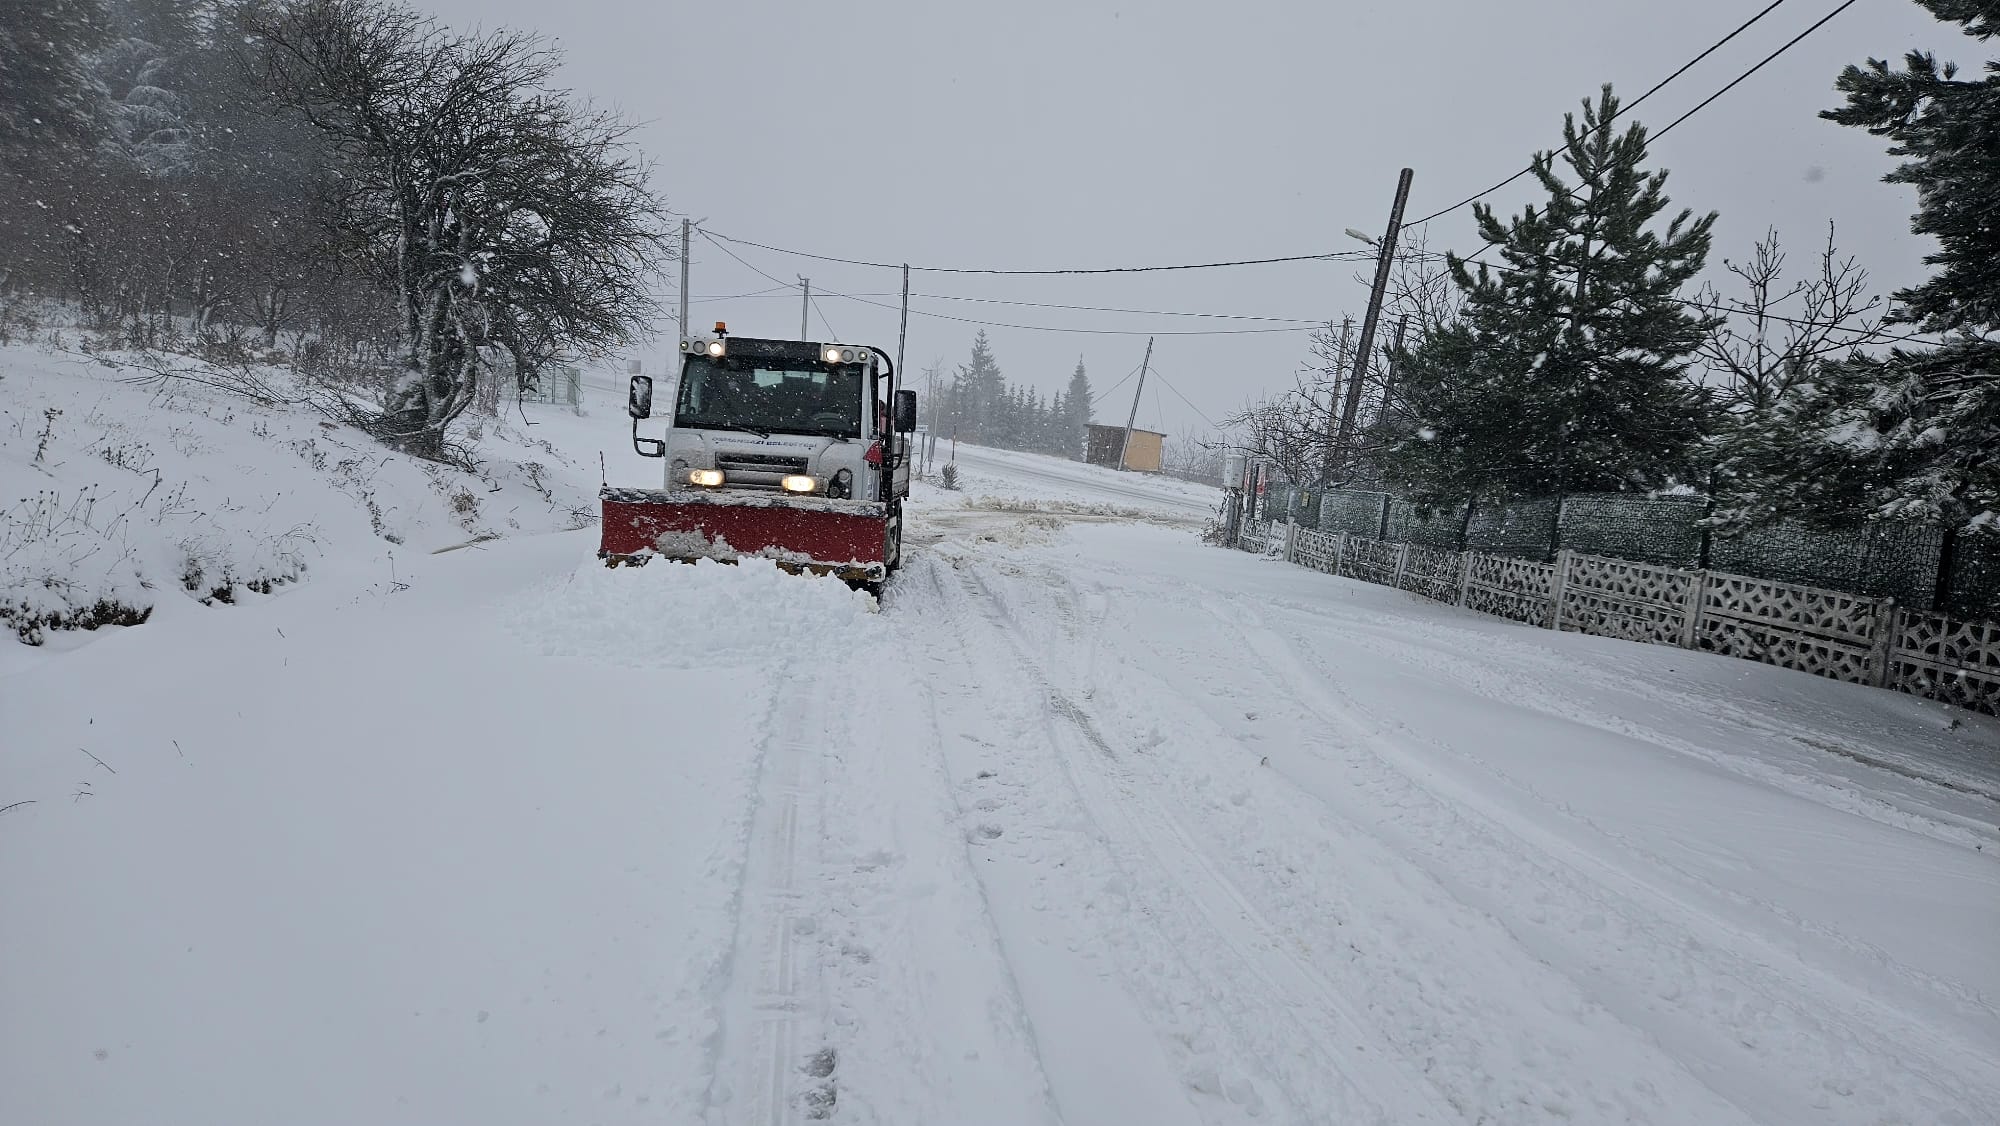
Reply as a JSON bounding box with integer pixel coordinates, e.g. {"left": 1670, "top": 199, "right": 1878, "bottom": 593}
{"left": 3, "top": 349, "right": 1998, "bottom": 1126}
{"left": 0, "top": 342, "right": 605, "bottom": 651}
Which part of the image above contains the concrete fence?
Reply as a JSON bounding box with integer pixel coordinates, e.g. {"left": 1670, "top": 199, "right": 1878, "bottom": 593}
{"left": 1236, "top": 519, "right": 2000, "bottom": 718}
{"left": 1256, "top": 484, "right": 1997, "bottom": 620}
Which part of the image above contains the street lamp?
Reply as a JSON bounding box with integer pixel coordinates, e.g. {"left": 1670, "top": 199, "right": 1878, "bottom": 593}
{"left": 1344, "top": 227, "right": 1378, "bottom": 247}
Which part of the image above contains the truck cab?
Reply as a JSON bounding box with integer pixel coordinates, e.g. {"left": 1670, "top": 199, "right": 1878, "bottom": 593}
{"left": 654, "top": 329, "right": 910, "bottom": 506}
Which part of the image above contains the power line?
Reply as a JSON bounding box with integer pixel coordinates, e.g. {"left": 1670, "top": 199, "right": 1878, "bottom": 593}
{"left": 685, "top": 285, "right": 795, "bottom": 304}
{"left": 701, "top": 229, "right": 1324, "bottom": 337}
{"left": 1438, "top": 247, "right": 1948, "bottom": 347}
{"left": 814, "top": 278, "right": 1321, "bottom": 337}
{"left": 693, "top": 2, "right": 1852, "bottom": 309}
{"left": 809, "top": 294, "right": 841, "bottom": 341}
{"left": 1403, "top": 0, "right": 1794, "bottom": 228}
{"left": 703, "top": 227, "right": 1376, "bottom": 276}
{"left": 1649, "top": 0, "right": 1860, "bottom": 144}
{"left": 1143, "top": 361, "right": 1225, "bottom": 431}
{"left": 1089, "top": 362, "right": 1146, "bottom": 409}
{"left": 681, "top": 284, "right": 1327, "bottom": 324}
{"left": 908, "top": 292, "right": 1321, "bottom": 324}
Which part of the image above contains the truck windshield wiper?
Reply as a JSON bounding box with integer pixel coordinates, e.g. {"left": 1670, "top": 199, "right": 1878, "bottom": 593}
{"left": 698, "top": 421, "right": 772, "bottom": 439}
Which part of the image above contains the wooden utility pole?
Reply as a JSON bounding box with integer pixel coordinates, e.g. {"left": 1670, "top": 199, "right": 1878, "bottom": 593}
{"left": 1374, "top": 315, "right": 1410, "bottom": 428}
{"left": 799, "top": 276, "right": 811, "bottom": 339}
{"left": 1320, "top": 316, "right": 1352, "bottom": 484}
{"left": 1118, "top": 336, "right": 1155, "bottom": 470}
{"left": 677, "top": 218, "right": 690, "bottom": 343}
{"left": 1333, "top": 168, "right": 1414, "bottom": 478}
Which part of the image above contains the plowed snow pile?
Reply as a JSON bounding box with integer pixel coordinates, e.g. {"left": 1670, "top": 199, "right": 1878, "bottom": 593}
{"left": 509, "top": 556, "right": 880, "bottom": 668}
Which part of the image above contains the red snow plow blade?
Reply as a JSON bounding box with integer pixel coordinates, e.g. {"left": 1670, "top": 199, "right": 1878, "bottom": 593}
{"left": 599, "top": 487, "right": 888, "bottom": 582}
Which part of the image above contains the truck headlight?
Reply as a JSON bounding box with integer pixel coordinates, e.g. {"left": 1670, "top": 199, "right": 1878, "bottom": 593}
{"left": 688, "top": 468, "right": 724, "bottom": 486}
{"left": 780, "top": 475, "right": 817, "bottom": 494}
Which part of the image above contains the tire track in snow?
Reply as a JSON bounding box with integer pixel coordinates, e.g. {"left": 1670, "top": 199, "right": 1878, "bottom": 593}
{"left": 799, "top": 557, "right": 1067, "bottom": 1126}
{"left": 1181, "top": 590, "right": 2000, "bottom": 1126}
{"left": 958, "top": 553, "right": 1766, "bottom": 1125}
{"left": 935, "top": 551, "right": 1465, "bottom": 1125}
{"left": 1248, "top": 583, "right": 1999, "bottom": 838}
{"left": 1234, "top": 597, "right": 2000, "bottom": 1032}
{"left": 704, "top": 666, "right": 835, "bottom": 1124}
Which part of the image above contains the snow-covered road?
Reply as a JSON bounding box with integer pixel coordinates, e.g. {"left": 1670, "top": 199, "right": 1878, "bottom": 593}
{"left": 6, "top": 430, "right": 1998, "bottom": 1126}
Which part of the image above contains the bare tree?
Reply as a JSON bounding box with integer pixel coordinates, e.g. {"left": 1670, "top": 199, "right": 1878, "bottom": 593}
{"left": 1159, "top": 425, "right": 1224, "bottom": 484}
{"left": 1695, "top": 223, "right": 1880, "bottom": 414}
{"left": 251, "top": 0, "right": 673, "bottom": 457}
{"left": 1229, "top": 229, "right": 1467, "bottom": 491}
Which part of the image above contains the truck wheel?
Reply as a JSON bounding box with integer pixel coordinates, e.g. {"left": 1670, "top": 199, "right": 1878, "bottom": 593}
{"left": 884, "top": 504, "right": 904, "bottom": 573}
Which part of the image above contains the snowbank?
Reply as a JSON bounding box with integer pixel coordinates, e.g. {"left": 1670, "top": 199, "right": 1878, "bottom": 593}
{"left": 0, "top": 342, "right": 601, "bottom": 645}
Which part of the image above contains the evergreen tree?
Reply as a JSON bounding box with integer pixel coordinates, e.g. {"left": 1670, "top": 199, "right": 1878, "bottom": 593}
{"left": 1063, "top": 357, "right": 1092, "bottom": 459}
{"left": 1384, "top": 85, "right": 1716, "bottom": 509}
{"left": 1379, "top": 321, "right": 1499, "bottom": 509}
{"left": 957, "top": 330, "right": 1005, "bottom": 442}
{"left": 1719, "top": 2, "right": 2000, "bottom": 553}
{"left": 0, "top": 0, "right": 110, "bottom": 158}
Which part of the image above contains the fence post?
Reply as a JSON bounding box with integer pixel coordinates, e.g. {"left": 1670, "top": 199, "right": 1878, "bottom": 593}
{"left": 1377, "top": 493, "right": 1391, "bottom": 541}
{"left": 1283, "top": 518, "right": 1298, "bottom": 563}
{"left": 1865, "top": 598, "right": 1899, "bottom": 688}
{"left": 1456, "top": 551, "right": 1475, "bottom": 606}
{"left": 1549, "top": 549, "right": 1573, "bottom": 631}
{"left": 1678, "top": 570, "right": 1709, "bottom": 650}
{"left": 1392, "top": 541, "right": 1412, "bottom": 591}
{"left": 1333, "top": 532, "right": 1348, "bottom": 577}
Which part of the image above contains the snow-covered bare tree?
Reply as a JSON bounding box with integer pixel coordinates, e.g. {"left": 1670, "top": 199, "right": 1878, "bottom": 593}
{"left": 1696, "top": 224, "right": 1881, "bottom": 414}
{"left": 251, "top": 0, "right": 673, "bottom": 456}
{"left": 1161, "top": 425, "right": 1224, "bottom": 484}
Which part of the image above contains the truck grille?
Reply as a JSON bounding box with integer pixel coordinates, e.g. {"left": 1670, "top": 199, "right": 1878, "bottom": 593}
{"left": 715, "top": 452, "right": 809, "bottom": 488}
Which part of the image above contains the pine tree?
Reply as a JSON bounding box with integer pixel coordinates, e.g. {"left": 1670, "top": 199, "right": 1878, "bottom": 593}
{"left": 958, "top": 330, "right": 1005, "bottom": 443}
{"left": 0, "top": 0, "right": 110, "bottom": 157}
{"left": 1719, "top": 2, "right": 2000, "bottom": 552}
{"left": 1384, "top": 85, "right": 1716, "bottom": 510}
{"left": 1063, "top": 357, "right": 1092, "bottom": 459}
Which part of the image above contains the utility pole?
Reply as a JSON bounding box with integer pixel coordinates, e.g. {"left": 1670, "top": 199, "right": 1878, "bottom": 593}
{"left": 1374, "top": 315, "right": 1410, "bottom": 429}
{"left": 923, "top": 362, "right": 940, "bottom": 473}
{"left": 1118, "top": 336, "right": 1154, "bottom": 471}
{"left": 677, "top": 218, "right": 691, "bottom": 343}
{"left": 1321, "top": 316, "right": 1352, "bottom": 484}
{"left": 1333, "top": 167, "right": 1414, "bottom": 481}
{"left": 799, "top": 276, "right": 811, "bottom": 339}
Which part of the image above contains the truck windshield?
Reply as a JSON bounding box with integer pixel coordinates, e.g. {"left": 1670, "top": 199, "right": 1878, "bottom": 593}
{"left": 675, "top": 356, "right": 863, "bottom": 438}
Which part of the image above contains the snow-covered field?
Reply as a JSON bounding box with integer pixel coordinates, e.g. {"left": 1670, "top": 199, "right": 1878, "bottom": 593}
{"left": 4, "top": 350, "right": 1998, "bottom": 1126}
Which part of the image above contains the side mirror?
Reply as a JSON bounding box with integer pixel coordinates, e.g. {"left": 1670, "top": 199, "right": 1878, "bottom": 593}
{"left": 893, "top": 388, "right": 918, "bottom": 433}
{"left": 628, "top": 375, "right": 654, "bottom": 419}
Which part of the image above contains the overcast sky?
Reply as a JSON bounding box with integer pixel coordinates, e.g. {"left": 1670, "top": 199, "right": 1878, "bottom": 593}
{"left": 421, "top": 0, "right": 1948, "bottom": 437}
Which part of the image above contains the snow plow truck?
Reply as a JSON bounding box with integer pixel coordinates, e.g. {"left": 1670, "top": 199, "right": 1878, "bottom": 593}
{"left": 601, "top": 323, "right": 917, "bottom": 591}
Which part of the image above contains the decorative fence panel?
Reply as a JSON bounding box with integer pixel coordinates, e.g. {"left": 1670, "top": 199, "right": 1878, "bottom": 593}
{"left": 1238, "top": 519, "right": 1275, "bottom": 555}
{"left": 1463, "top": 555, "right": 1557, "bottom": 628}
{"left": 1338, "top": 536, "right": 1401, "bottom": 587}
{"left": 1293, "top": 528, "right": 1342, "bottom": 575}
{"left": 1693, "top": 574, "right": 1884, "bottom": 687}
{"left": 1559, "top": 554, "right": 1699, "bottom": 648}
{"left": 1226, "top": 519, "right": 1998, "bottom": 716}
{"left": 1890, "top": 611, "right": 2000, "bottom": 715}
{"left": 1399, "top": 545, "right": 1466, "bottom": 605}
